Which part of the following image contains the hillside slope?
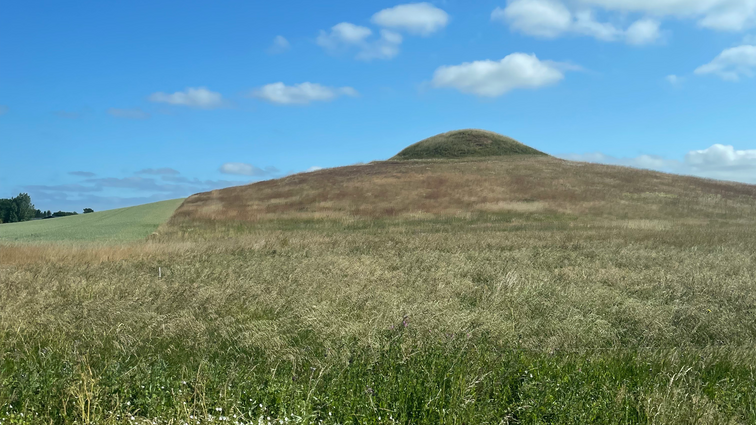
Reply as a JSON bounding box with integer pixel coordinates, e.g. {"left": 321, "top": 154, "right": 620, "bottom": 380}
{"left": 170, "top": 156, "right": 756, "bottom": 225}
{"left": 0, "top": 198, "right": 184, "bottom": 242}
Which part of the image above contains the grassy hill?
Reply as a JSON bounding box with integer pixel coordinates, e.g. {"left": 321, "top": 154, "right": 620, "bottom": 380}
{"left": 3, "top": 133, "right": 756, "bottom": 424}
{"left": 0, "top": 198, "right": 184, "bottom": 242}
{"left": 392, "top": 129, "right": 546, "bottom": 160}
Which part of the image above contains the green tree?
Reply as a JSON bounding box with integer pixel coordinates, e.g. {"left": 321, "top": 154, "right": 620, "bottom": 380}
{"left": 13, "top": 193, "right": 35, "bottom": 221}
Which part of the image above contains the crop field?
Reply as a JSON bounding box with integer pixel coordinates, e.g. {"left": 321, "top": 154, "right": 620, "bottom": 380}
{"left": 0, "top": 198, "right": 184, "bottom": 243}
{"left": 2, "top": 158, "right": 756, "bottom": 424}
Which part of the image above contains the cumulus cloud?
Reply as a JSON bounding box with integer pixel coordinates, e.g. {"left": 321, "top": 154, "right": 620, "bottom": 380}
{"left": 108, "top": 108, "right": 150, "bottom": 119}
{"left": 317, "top": 22, "right": 373, "bottom": 49}
{"left": 306, "top": 166, "right": 324, "bottom": 172}
{"left": 561, "top": 144, "right": 756, "bottom": 183}
{"left": 492, "top": 0, "right": 662, "bottom": 44}
{"left": 317, "top": 22, "right": 403, "bottom": 60}
{"left": 578, "top": 0, "right": 756, "bottom": 32}
{"left": 431, "top": 53, "right": 569, "bottom": 97}
{"left": 219, "top": 163, "right": 280, "bottom": 176}
{"left": 356, "top": 30, "right": 403, "bottom": 60}
{"left": 371, "top": 2, "right": 450, "bottom": 35}
{"left": 0, "top": 105, "right": 8, "bottom": 115}
{"left": 251, "top": 82, "right": 358, "bottom": 105}
{"left": 136, "top": 168, "right": 180, "bottom": 176}
{"left": 269, "top": 35, "right": 291, "bottom": 54}
{"left": 69, "top": 171, "right": 96, "bottom": 177}
{"left": 694, "top": 44, "right": 756, "bottom": 80}
{"left": 148, "top": 87, "right": 225, "bottom": 109}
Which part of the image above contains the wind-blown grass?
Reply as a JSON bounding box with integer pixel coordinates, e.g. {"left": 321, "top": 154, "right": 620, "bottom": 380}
{"left": 0, "top": 198, "right": 184, "bottom": 243}
{"left": 2, "top": 214, "right": 756, "bottom": 424}
{"left": 2, "top": 157, "right": 756, "bottom": 423}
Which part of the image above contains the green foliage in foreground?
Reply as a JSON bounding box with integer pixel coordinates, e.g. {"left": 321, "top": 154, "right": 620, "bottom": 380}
{"left": 2, "top": 213, "right": 756, "bottom": 423}
{"left": 0, "top": 198, "right": 183, "bottom": 242}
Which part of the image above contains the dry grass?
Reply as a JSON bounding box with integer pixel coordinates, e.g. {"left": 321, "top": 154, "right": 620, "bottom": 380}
{"left": 171, "top": 157, "right": 756, "bottom": 224}
{"left": 2, "top": 158, "right": 756, "bottom": 423}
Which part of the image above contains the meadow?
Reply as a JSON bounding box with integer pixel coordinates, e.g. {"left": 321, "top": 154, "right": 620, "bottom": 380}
{"left": 0, "top": 199, "right": 184, "bottom": 243}
{"left": 1, "top": 156, "right": 756, "bottom": 424}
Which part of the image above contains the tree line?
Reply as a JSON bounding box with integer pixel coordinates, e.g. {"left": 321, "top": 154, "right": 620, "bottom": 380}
{"left": 0, "top": 193, "right": 93, "bottom": 224}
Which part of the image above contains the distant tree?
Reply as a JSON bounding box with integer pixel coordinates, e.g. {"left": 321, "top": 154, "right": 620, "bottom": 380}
{"left": 83, "top": 208, "right": 94, "bottom": 213}
{"left": 12, "top": 193, "right": 35, "bottom": 221}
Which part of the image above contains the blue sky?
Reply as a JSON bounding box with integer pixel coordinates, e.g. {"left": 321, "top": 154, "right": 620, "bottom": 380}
{"left": 1, "top": 0, "right": 755, "bottom": 211}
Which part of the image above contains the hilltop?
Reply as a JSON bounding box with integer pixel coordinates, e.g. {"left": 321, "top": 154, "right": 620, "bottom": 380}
{"left": 392, "top": 129, "right": 546, "bottom": 160}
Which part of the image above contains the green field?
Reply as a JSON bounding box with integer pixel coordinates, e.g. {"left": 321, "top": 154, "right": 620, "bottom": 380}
{"left": 0, "top": 198, "right": 184, "bottom": 242}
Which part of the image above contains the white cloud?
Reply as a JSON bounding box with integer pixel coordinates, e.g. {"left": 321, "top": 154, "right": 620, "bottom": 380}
{"left": 0, "top": 105, "right": 7, "bottom": 115}
{"left": 108, "top": 108, "right": 150, "bottom": 119}
{"left": 492, "top": 0, "right": 571, "bottom": 38}
{"left": 317, "top": 22, "right": 403, "bottom": 60}
{"left": 431, "top": 53, "right": 568, "bottom": 97}
{"left": 251, "top": 82, "right": 358, "bottom": 105}
{"left": 148, "top": 87, "right": 225, "bottom": 109}
{"left": 317, "top": 22, "right": 373, "bottom": 50}
{"left": 306, "top": 166, "right": 324, "bottom": 172}
{"left": 625, "top": 18, "right": 662, "bottom": 44}
{"left": 371, "top": 2, "right": 450, "bottom": 35}
{"left": 694, "top": 44, "right": 756, "bottom": 80}
{"left": 219, "top": 163, "right": 279, "bottom": 176}
{"left": 579, "top": 0, "right": 756, "bottom": 32}
{"left": 269, "top": 35, "right": 291, "bottom": 54}
{"left": 744, "top": 34, "right": 756, "bottom": 43}
{"left": 666, "top": 74, "right": 684, "bottom": 85}
{"left": 356, "top": 30, "right": 403, "bottom": 60}
{"left": 685, "top": 144, "right": 756, "bottom": 170}
{"left": 561, "top": 144, "right": 756, "bottom": 183}
{"left": 493, "top": 0, "right": 661, "bottom": 44}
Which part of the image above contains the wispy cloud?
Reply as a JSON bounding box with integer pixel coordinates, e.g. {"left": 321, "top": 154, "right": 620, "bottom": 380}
{"left": 219, "top": 162, "right": 280, "bottom": 176}
{"left": 148, "top": 87, "right": 225, "bottom": 109}
{"left": 268, "top": 35, "right": 291, "bottom": 54}
{"left": 695, "top": 45, "right": 756, "bottom": 81}
{"left": 0, "top": 105, "right": 8, "bottom": 115}
{"left": 251, "top": 82, "right": 358, "bottom": 105}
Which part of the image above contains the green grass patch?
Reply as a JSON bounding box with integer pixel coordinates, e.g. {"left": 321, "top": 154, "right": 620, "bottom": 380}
{"left": 392, "top": 129, "right": 547, "bottom": 160}
{"left": 0, "top": 198, "right": 184, "bottom": 242}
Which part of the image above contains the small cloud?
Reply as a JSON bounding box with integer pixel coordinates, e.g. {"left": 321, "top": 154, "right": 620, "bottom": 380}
{"left": 0, "top": 105, "right": 7, "bottom": 115}
{"left": 371, "top": 2, "right": 450, "bottom": 36}
{"left": 69, "top": 171, "right": 96, "bottom": 177}
{"left": 306, "top": 166, "right": 324, "bottom": 172}
{"left": 136, "top": 168, "right": 180, "bottom": 176}
{"left": 666, "top": 74, "right": 684, "bottom": 85}
{"left": 695, "top": 45, "right": 756, "bottom": 81}
{"left": 625, "top": 18, "right": 662, "bottom": 45}
{"left": 108, "top": 108, "right": 150, "bottom": 119}
{"left": 317, "top": 22, "right": 373, "bottom": 50}
{"left": 54, "top": 110, "right": 81, "bottom": 119}
{"left": 251, "top": 82, "right": 358, "bottom": 105}
{"left": 148, "top": 87, "right": 225, "bottom": 109}
{"left": 431, "top": 53, "right": 569, "bottom": 97}
{"left": 356, "top": 30, "right": 403, "bottom": 60}
{"left": 268, "top": 35, "right": 291, "bottom": 54}
{"left": 219, "top": 162, "right": 279, "bottom": 176}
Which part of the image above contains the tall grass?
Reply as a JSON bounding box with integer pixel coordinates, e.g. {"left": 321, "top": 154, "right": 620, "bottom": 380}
{"left": 2, "top": 213, "right": 755, "bottom": 423}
